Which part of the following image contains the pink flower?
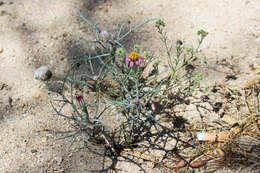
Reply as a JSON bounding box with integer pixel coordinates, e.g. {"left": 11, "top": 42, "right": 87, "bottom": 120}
{"left": 125, "top": 52, "right": 144, "bottom": 68}
{"left": 76, "top": 95, "right": 85, "bottom": 106}
{"left": 76, "top": 95, "right": 83, "bottom": 102}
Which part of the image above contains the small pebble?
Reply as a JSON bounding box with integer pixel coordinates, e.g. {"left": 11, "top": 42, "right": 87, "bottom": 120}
{"left": 49, "top": 83, "right": 63, "bottom": 94}
{"left": 34, "top": 66, "right": 52, "bottom": 81}
{"left": 54, "top": 156, "right": 63, "bottom": 166}
{"left": 225, "top": 74, "right": 237, "bottom": 80}
{"left": 127, "top": 155, "right": 133, "bottom": 160}
{"left": 31, "top": 149, "right": 37, "bottom": 153}
{"left": 213, "top": 102, "right": 222, "bottom": 112}
{"left": 176, "top": 40, "right": 183, "bottom": 46}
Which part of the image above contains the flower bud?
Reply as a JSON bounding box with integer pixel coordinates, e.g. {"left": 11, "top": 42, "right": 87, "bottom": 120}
{"left": 100, "top": 30, "right": 111, "bottom": 41}
{"left": 76, "top": 95, "right": 84, "bottom": 106}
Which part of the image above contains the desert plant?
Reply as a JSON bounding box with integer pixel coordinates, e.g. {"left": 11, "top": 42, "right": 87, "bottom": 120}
{"left": 50, "top": 12, "right": 210, "bottom": 171}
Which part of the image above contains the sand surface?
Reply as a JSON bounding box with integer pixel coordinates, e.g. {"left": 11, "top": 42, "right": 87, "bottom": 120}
{"left": 0, "top": 0, "right": 259, "bottom": 172}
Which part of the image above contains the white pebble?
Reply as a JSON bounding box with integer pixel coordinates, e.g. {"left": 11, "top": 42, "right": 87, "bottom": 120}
{"left": 34, "top": 66, "right": 52, "bottom": 81}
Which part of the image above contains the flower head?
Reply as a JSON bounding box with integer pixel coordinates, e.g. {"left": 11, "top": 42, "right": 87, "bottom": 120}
{"left": 132, "top": 98, "right": 140, "bottom": 104}
{"left": 125, "top": 51, "right": 144, "bottom": 68}
{"left": 76, "top": 95, "right": 85, "bottom": 107}
{"left": 116, "top": 48, "right": 125, "bottom": 56}
{"left": 76, "top": 95, "right": 83, "bottom": 102}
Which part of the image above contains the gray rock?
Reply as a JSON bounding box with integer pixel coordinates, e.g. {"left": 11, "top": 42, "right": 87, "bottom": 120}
{"left": 34, "top": 66, "right": 52, "bottom": 81}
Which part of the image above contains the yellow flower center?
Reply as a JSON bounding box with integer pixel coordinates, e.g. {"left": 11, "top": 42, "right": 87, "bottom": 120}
{"left": 129, "top": 52, "right": 140, "bottom": 61}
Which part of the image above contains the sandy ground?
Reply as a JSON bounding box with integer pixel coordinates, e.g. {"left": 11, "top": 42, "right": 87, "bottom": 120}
{"left": 0, "top": 0, "right": 259, "bottom": 172}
